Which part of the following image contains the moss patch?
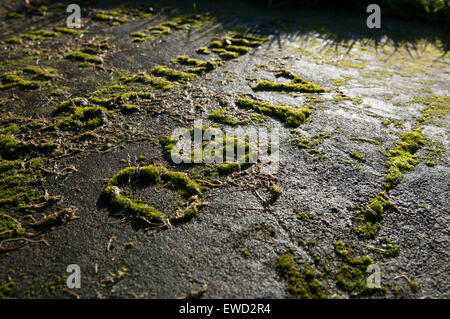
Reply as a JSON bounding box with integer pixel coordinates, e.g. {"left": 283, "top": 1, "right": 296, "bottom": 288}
{"left": 54, "top": 105, "right": 107, "bottom": 131}
{"left": 93, "top": 11, "right": 128, "bottom": 25}
{"left": 65, "top": 51, "right": 104, "bottom": 64}
{"left": 334, "top": 93, "right": 363, "bottom": 105}
{"left": 149, "top": 65, "right": 197, "bottom": 83}
{"left": 162, "top": 125, "right": 256, "bottom": 171}
{"left": 0, "top": 73, "right": 41, "bottom": 90}
{"left": 103, "top": 165, "right": 202, "bottom": 224}
{"left": 349, "top": 152, "right": 366, "bottom": 163}
{"left": 333, "top": 241, "right": 383, "bottom": 294}
{"left": 174, "top": 56, "right": 216, "bottom": 71}
{"left": 22, "top": 66, "right": 57, "bottom": 80}
{"left": 223, "top": 34, "right": 269, "bottom": 47}
{"left": 353, "top": 192, "right": 394, "bottom": 239}
{"left": 208, "top": 109, "right": 246, "bottom": 126}
{"left": 53, "top": 27, "right": 88, "bottom": 35}
{"left": 121, "top": 73, "right": 176, "bottom": 90}
{"left": 20, "top": 30, "right": 57, "bottom": 41}
{"left": 0, "top": 281, "right": 15, "bottom": 299}
{"left": 253, "top": 69, "right": 326, "bottom": 93}
{"left": 277, "top": 253, "right": 328, "bottom": 298}
{"left": 236, "top": 98, "right": 311, "bottom": 127}
{"left": 412, "top": 95, "right": 449, "bottom": 125}
{"left": 196, "top": 47, "right": 211, "bottom": 54}
{"left": 384, "top": 127, "right": 426, "bottom": 190}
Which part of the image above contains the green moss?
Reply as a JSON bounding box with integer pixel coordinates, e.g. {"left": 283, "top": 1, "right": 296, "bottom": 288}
{"left": 295, "top": 137, "right": 312, "bottom": 148}
{"left": 253, "top": 70, "right": 326, "bottom": 93}
{"left": 0, "top": 134, "right": 31, "bottom": 160}
{"left": 368, "top": 194, "right": 390, "bottom": 217}
{"left": 314, "top": 133, "right": 331, "bottom": 139}
{"left": 121, "top": 73, "right": 176, "bottom": 90}
{"left": 22, "top": 66, "right": 57, "bottom": 80}
{"left": 393, "top": 286, "right": 404, "bottom": 296}
{"left": 120, "top": 91, "right": 153, "bottom": 100}
{"left": 1, "top": 125, "right": 20, "bottom": 135}
{"left": 0, "top": 73, "right": 41, "bottom": 90}
{"left": 120, "top": 104, "right": 139, "bottom": 114}
{"left": 174, "top": 56, "right": 216, "bottom": 71}
{"left": 56, "top": 106, "right": 105, "bottom": 130}
{"left": 357, "top": 222, "right": 380, "bottom": 239}
{"left": 333, "top": 79, "right": 347, "bottom": 86}
{"left": 349, "top": 152, "right": 366, "bottom": 163}
{"left": 217, "top": 163, "right": 240, "bottom": 175}
{"left": 53, "top": 27, "right": 87, "bottom": 35}
{"left": 6, "top": 12, "right": 24, "bottom": 19}
{"left": 0, "top": 281, "right": 15, "bottom": 299}
{"left": 209, "top": 109, "right": 244, "bottom": 126}
{"left": 336, "top": 265, "right": 366, "bottom": 292}
{"left": 378, "top": 240, "right": 400, "bottom": 258}
{"left": 79, "top": 62, "right": 95, "bottom": 68}
{"left": 93, "top": 12, "right": 127, "bottom": 24}
{"left": 185, "top": 67, "right": 207, "bottom": 75}
{"left": 148, "top": 25, "right": 171, "bottom": 34}
{"left": 241, "top": 248, "right": 251, "bottom": 257}
{"left": 223, "top": 45, "right": 249, "bottom": 54}
{"left": 334, "top": 241, "right": 352, "bottom": 259}
{"left": 80, "top": 40, "right": 113, "bottom": 54}
{"left": 294, "top": 132, "right": 329, "bottom": 153}
{"left": 103, "top": 165, "right": 202, "bottom": 224}
{"left": 218, "top": 50, "right": 240, "bottom": 59}
{"left": 149, "top": 65, "right": 196, "bottom": 83}
{"left": 409, "top": 280, "right": 421, "bottom": 293}
{"left": 224, "top": 34, "right": 269, "bottom": 47}
{"left": 236, "top": 98, "right": 311, "bottom": 127}
{"left": 38, "top": 142, "right": 57, "bottom": 152}
{"left": 162, "top": 126, "right": 255, "bottom": 168}
{"left": 382, "top": 118, "right": 404, "bottom": 129}
{"left": 208, "top": 41, "right": 223, "bottom": 48}
{"left": 296, "top": 210, "right": 311, "bottom": 222}
{"left": 269, "top": 184, "right": 282, "bottom": 203}
{"left": 20, "top": 30, "right": 56, "bottom": 41}
{"left": 74, "top": 132, "right": 98, "bottom": 141}
{"left": 55, "top": 98, "right": 85, "bottom": 114}
{"left": 333, "top": 241, "right": 382, "bottom": 294}
{"left": 277, "top": 254, "right": 328, "bottom": 299}
{"left": 384, "top": 127, "right": 426, "bottom": 190}
{"left": 0, "top": 155, "right": 45, "bottom": 213}
{"left": 130, "top": 32, "right": 153, "bottom": 42}
{"left": 44, "top": 274, "right": 68, "bottom": 293}
{"left": 412, "top": 95, "right": 450, "bottom": 124}
{"left": 247, "top": 111, "right": 268, "bottom": 123}
{"left": 334, "top": 241, "right": 374, "bottom": 268}
{"left": 422, "top": 141, "right": 444, "bottom": 167}
{"left": 4, "top": 37, "right": 22, "bottom": 44}
{"left": 354, "top": 193, "right": 393, "bottom": 239}
{"left": 334, "top": 93, "right": 363, "bottom": 105}
{"left": 196, "top": 47, "right": 211, "bottom": 54}
{"left": 159, "top": 21, "right": 180, "bottom": 29}
{"left": 93, "top": 85, "right": 126, "bottom": 96}
{"left": 65, "top": 51, "right": 103, "bottom": 64}
{"left": 0, "top": 215, "right": 18, "bottom": 237}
